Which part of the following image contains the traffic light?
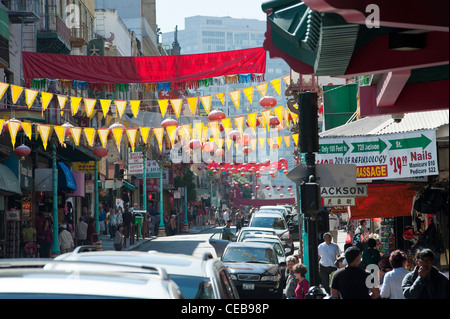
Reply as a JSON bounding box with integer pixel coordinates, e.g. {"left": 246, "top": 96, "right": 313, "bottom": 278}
{"left": 301, "top": 182, "right": 321, "bottom": 217}
{"left": 148, "top": 193, "right": 153, "bottom": 200}
{"left": 299, "top": 92, "right": 319, "bottom": 153}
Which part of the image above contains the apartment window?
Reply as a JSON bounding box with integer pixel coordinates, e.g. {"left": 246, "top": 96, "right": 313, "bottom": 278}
{"left": 206, "top": 19, "right": 222, "bottom": 25}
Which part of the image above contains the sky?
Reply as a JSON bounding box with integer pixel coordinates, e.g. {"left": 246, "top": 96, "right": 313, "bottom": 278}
{"left": 155, "top": 0, "right": 267, "bottom": 34}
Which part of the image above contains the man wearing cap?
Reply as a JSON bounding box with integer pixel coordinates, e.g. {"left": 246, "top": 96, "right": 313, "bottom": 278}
{"left": 330, "top": 246, "right": 380, "bottom": 299}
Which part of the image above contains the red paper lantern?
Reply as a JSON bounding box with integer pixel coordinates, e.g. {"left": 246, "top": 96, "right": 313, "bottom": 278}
{"left": 280, "top": 194, "right": 284, "bottom": 198}
{"left": 208, "top": 109, "right": 226, "bottom": 121}
{"left": 215, "top": 149, "right": 225, "bottom": 157}
{"left": 290, "top": 193, "right": 294, "bottom": 196}
{"left": 4, "top": 119, "right": 23, "bottom": 132}
{"left": 14, "top": 144, "right": 31, "bottom": 160}
{"left": 161, "top": 118, "right": 179, "bottom": 128}
{"left": 269, "top": 115, "right": 280, "bottom": 127}
{"left": 228, "top": 130, "right": 241, "bottom": 141}
{"left": 189, "top": 139, "right": 202, "bottom": 150}
{"left": 202, "top": 141, "right": 216, "bottom": 153}
{"left": 259, "top": 96, "right": 277, "bottom": 109}
{"left": 239, "top": 133, "right": 251, "bottom": 146}
{"left": 93, "top": 146, "right": 108, "bottom": 158}
{"left": 243, "top": 146, "right": 253, "bottom": 154}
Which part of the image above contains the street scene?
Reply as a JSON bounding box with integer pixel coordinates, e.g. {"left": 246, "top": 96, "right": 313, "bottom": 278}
{"left": 0, "top": 0, "right": 448, "bottom": 306}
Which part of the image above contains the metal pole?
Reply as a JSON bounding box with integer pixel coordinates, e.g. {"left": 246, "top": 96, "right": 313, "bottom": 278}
{"left": 184, "top": 186, "right": 188, "bottom": 224}
{"left": 143, "top": 151, "right": 147, "bottom": 212}
{"left": 51, "top": 143, "right": 60, "bottom": 255}
{"left": 94, "top": 159, "right": 99, "bottom": 233}
{"left": 158, "top": 166, "right": 165, "bottom": 236}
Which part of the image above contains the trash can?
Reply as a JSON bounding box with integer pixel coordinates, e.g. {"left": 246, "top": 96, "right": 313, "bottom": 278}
{"left": 134, "top": 213, "right": 143, "bottom": 238}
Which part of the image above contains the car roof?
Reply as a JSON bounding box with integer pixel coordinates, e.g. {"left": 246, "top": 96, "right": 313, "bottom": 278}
{"left": 242, "top": 234, "right": 282, "bottom": 242}
{"left": 55, "top": 250, "right": 218, "bottom": 278}
{"left": 0, "top": 260, "right": 181, "bottom": 299}
{"left": 252, "top": 211, "right": 285, "bottom": 218}
{"left": 259, "top": 206, "right": 288, "bottom": 210}
{"left": 226, "top": 242, "right": 275, "bottom": 249}
{"left": 238, "top": 227, "right": 277, "bottom": 233}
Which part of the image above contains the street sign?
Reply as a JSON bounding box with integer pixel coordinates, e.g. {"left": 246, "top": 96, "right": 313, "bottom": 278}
{"left": 287, "top": 164, "right": 357, "bottom": 188}
{"left": 323, "top": 197, "right": 356, "bottom": 207}
{"left": 320, "top": 184, "right": 368, "bottom": 197}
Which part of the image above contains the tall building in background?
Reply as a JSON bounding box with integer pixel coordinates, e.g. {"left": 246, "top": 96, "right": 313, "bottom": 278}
{"left": 95, "top": 0, "right": 159, "bottom": 56}
{"left": 162, "top": 16, "right": 294, "bottom": 199}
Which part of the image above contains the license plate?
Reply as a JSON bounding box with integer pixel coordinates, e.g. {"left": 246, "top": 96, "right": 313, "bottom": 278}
{"left": 243, "top": 284, "right": 255, "bottom": 290}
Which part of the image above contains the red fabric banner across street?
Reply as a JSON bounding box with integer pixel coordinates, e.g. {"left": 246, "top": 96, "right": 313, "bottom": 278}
{"left": 22, "top": 47, "right": 266, "bottom": 84}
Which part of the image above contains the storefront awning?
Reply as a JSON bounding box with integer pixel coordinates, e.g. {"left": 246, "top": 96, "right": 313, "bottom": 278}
{"left": 58, "top": 163, "right": 77, "bottom": 192}
{"left": 123, "top": 180, "right": 136, "bottom": 191}
{"left": 0, "top": 163, "right": 21, "bottom": 195}
{"left": 348, "top": 184, "right": 417, "bottom": 220}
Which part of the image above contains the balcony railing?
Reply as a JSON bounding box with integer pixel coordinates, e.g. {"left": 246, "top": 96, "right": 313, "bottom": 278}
{"left": 37, "top": 12, "right": 71, "bottom": 51}
{"left": 71, "top": 22, "right": 89, "bottom": 47}
{"left": 2, "top": 0, "right": 41, "bottom": 23}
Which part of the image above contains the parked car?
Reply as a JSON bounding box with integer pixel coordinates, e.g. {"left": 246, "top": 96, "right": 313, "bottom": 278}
{"left": 248, "top": 212, "right": 294, "bottom": 253}
{"left": 208, "top": 226, "right": 238, "bottom": 258}
{"left": 236, "top": 227, "right": 277, "bottom": 242}
{"left": 0, "top": 259, "right": 183, "bottom": 299}
{"left": 222, "top": 242, "right": 284, "bottom": 299}
{"left": 258, "top": 205, "right": 290, "bottom": 219}
{"left": 53, "top": 250, "right": 239, "bottom": 299}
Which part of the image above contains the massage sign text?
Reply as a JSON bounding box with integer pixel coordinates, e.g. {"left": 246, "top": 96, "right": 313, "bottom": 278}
{"left": 316, "top": 130, "right": 438, "bottom": 181}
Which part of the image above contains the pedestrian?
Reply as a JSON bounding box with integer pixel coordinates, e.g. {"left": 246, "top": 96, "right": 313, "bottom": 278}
{"left": 169, "top": 214, "right": 177, "bottom": 236}
{"left": 37, "top": 219, "right": 52, "bottom": 258}
{"left": 328, "top": 211, "right": 340, "bottom": 243}
{"left": 58, "top": 224, "right": 74, "bottom": 254}
{"left": 379, "top": 249, "right": 410, "bottom": 299}
{"left": 284, "top": 256, "right": 299, "bottom": 299}
{"left": 330, "top": 246, "right": 380, "bottom": 299}
{"left": 98, "top": 205, "right": 106, "bottom": 235}
{"left": 317, "top": 232, "right": 341, "bottom": 294}
{"left": 362, "top": 238, "right": 381, "bottom": 267}
{"left": 22, "top": 220, "right": 36, "bottom": 246}
{"left": 354, "top": 219, "right": 368, "bottom": 242}
{"left": 116, "top": 207, "right": 123, "bottom": 226}
{"left": 122, "top": 207, "right": 133, "bottom": 246}
{"left": 108, "top": 209, "right": 117, "bottom": 240}
{"left": 75, "top": 216, "right": 88, "bottom": 246}
{"left": 402, "top": 248, "right": 449, "bottom": 299}
{"left": 114, "top": 224, "right": 124, "bottom": 251}
{"left": 86, "top": 217, "right": 98, "bottom": 245}
{"left": 293, "top": 263, "right": 309, "bottom": 299}
{"left": 209, "top": 205, "right": 215, "bottom": 226}
{"left": 235, "top": 210, "right": 243, "bottom": 232}
{"left": 223, "top": 209, "right": 230, "bottom": 224}
{"left": 329, "top": 253, "right": 346, "bottom": 284}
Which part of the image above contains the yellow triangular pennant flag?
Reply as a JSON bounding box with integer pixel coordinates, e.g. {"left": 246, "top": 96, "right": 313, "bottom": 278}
{"left": 270, "top": 78, "right": 281, "bottom": 96}
{"left": 208, "top": 121, "right": 221, "bottom": 141}
{"left": 10, "top": 85, "right": 24, "bottom": 104}
{"left": 187, "top": 97, "right": 198, "bottom": 116}
{"left": 126, "top": 128, "right": 138, "bottom": 152}
{"left": 234, "top": 116, "right": 245, "bottom": 135}
{"left": 225, "top": 138, "right": 233, "bottom": 150}
{"left": 258, "top": 137, "right": 266, "bottom": 148}
{"left": 7, "top": 120, "right": 21, "bottom": 149}
{"left": 166, "top": 126, "right": 177, "bottom": 147}
{"left": 83, "top": 128, "right": 96, "bottom": 147}
{"left": 274, "top": 106, "right": 284, "bottom": 124}
{"left": 250, "top": 138, "right": 257, "bottom": 150}
{"left": 243, "top": 87, "right": 254, "bottom": 105}
{"left": 0, "top": 82, "right": 9, "bottom": 100}
{"left": 57, "top": 95, "right": 67, "bottom": 112}
{"left": 112, "top": 127, "right": 123, "bottom": 152}
{"left": 221, "top": 118, "right": 232, "bottom": 135}
{"left": 84, "top": 98, "right": 97, "bottom": 118}
{"left": 158, "top": 100, "right": 169, "bottom": 118}
{"left": 100, "top": 99, "right": 111, "bottom": 115}
{"left": 194, "top": 122, "right": 203, "bottom": 139}
{"left": 21, "top": 122, "right": 33, "bottom": 140}
{"left": 38, "top": 125, "right": 51, "bottom": 150}
{"left": 229, "top": 90, "right": 240, "bottom": 110}
{"left": 153, "top": 127, "right": 165, "bottom": 152}
{"left": 247, "top": 113, "right": 257, "bottom": 131}
{"left": 139, "top": 127, "right": 151, "bottom": 144}
{"left": 0, "top": 120, "right": 3, "bottom": 136}
{"left": 115, "top": 100, "right": 127, "bottom": 119}
{"left": 200, "top": 96, "right": 212, "bottom": 114}
{"left": 71, "top": 127, "right": 82, "bottom": 146}
{"left": 290, "top": 110, "right": 299, "bottom": 124}
{"left": 215, "top": 93, "right": 225, "bottom": 105}
{"left": 25, "top": 89, "right": 38, "bottom": 109}
{"left": 106, "top": 115, "right": 113, "bottom": 126}
{"left": 97, "top": 128, "right": 109, "bottom": 149}
{"left": 41, "top": 92, "right": 53, "bottom": 111}
{"left": 267, "top": 137, "right": 273, "bottom": 149}
{"left": 256, "top": 83, "right": 268, "bottom": 97}
{"left": 54, "top": 126, "right": 66, "bottom": 145}
{"left": 284, "top": 135, "right": 291, "bottom": 148}
{"left": 261, "top": 109, "right": 271, "bottom": 129}
{"left": 258, "top": 115, "right": 266, "bottom": 130}
{"left": 292, "top": 134, "right": 299, "bottom": 147}
{"left": 216, "top": 138, "right": 224, "bottom": 150}
{"left": 170, "top": 99, "right": 183, "bottom": 118}
{"left": 276, "top": 136, "right": 282, "bottom": 148}
{"left": 129, "top": 100, "right": 140, "bottom": 118}
{"left": 283, "top": 75, "right": 291, "bottom": 86}
{"left": 181, "top": 124, "right": 191, "bottom": 141}
{"left": 71, "top": 96, "right": 82, "bottom": 116}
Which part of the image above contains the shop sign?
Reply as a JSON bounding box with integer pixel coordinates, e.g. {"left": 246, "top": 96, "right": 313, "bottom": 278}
{"left": 19, "top": 161, "right": 33, "bottom": 190}
{"left": 74, "top": 161, "right": 98, "bottom": 174}
{"left": 6, "top": 209, "right": 20, "bottom": 221}
{"left": 321, "top": 185, "right": 368, "bottom": 197}
{"left": 323, "top": 197, "right": 356, "bottom": 207}
{"left": 316, "top": 130, "right": 438, "bottom": 181}
{"left": 22, "top": 198, "right": 32, "bottom": 219}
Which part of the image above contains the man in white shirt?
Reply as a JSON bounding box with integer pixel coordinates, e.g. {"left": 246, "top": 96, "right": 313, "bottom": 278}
{"left": 328, "top": 212, "right": 340, "bottom": 243}
{"left": 318, "top": 232, "right": 341, "bottom": 294}
{"left": 223, "top": 209, "right": 230, "bottom": 224}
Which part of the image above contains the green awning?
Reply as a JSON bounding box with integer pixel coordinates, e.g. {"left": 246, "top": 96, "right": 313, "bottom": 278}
{"left": 0, "top": 164, "right": 22, "bottom": 195}
{"left": 0, "top": 7, "right": 9, "bottom": 41}
{"left": 123, "top": 180, "right": 136, "bottom": 191}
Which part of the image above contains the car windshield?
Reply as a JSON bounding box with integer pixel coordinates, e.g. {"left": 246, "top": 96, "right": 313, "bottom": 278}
{"left": 250, "top": 216, "right": 286, "bottom": 230}
{"left": 169, "top": 275, "right": 215, "bottom": 299}
{"left": 246, "top": 240, "right": 284, "bottom": 257}
{"left": 222, "top": 247, "right": 277, "bottom": 264}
